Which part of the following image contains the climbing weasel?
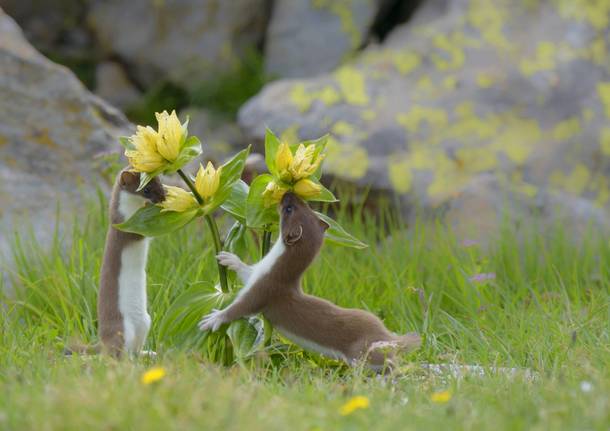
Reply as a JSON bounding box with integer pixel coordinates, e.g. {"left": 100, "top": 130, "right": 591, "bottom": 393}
{"left": 97, "top": 169, "right": 165, "bottom": 357}
{"left": 198, "top": 193, "right": 421, "bottom": 370}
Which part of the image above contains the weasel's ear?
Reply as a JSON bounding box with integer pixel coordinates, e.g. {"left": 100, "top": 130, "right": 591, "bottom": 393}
{"left": 284, "top": 225, "right": 303, "bottom": 246}
{"left": 120, "top": 170, "right": 138, "bottom": 187}
{"left": 318, "top": 218, "right": 330, "bottom": 232}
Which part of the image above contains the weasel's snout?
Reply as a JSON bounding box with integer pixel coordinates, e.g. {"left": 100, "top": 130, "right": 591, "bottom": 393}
{"left": 280, "top": 192, "right": 298, "bottom": 207}
{"left": 150, "top": 188, "right": 167, "bottom": 204}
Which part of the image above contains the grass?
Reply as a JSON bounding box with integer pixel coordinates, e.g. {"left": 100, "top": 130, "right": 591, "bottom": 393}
{"left": 1, "top": 194, "right": 609, "bottom": 430}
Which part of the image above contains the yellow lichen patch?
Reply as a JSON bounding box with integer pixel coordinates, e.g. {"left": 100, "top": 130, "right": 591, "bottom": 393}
{"left": 590, "top": 38, "right": 606, "bottom": 65}
{"left": 443, "top": 76, "right": 458, "bottom": 90}
{"left": 289, "top": 83, "right": 313, "bottom": 112}
{"left": 476, "top": 73, "right": 494, "bottom": 88}
{"left": 595, "top": 176, "right": 610, "bottom": 206}
{"left": 335, "top": 66, "right": 369, "bottom": 106}
{"left": 396, "top": 107, "right": 448, "bottom": 134}
{"left": 331, "top": 121, "right": 355, "bottom": 136}
{"left": 388, "top": 155, "right": 413, "bottom": 194}
{"left": 467, "top": 0, "right": 511, "bottom": 50}
{"left": 598, "top": 83, "right": 610, "bottom": 118}
{"left": 427, "top": 155, "right": 468, "bottom": 201}
{"left": 313, "top": 0, "right": 362, "bottom": 49}
{"left": 582, "top": 108, "right": 595, "bottom": 124}
{"left": 324, "top": 136, "right": 369, "bottom": 180}
{"left": 552, "top": 117, "right": 581, "bottom": 141}
{"left": 494, "top": 118, "right": 541, "bottom": 164}
{"left": 415, "top": 76, "right": 435, "bottom": 95}
{"left": 512, "top": 171, "right": 539, "bottom": 198}
{"left": 600, "top": 128, "right": 610, "bottom": 156}
{"left": 520, "top": 42, "right": 557, "bottom": 76}
{"left": 280, "top": 124, "right": 300, "bottom": 145}
{"left": 29, "top": 128, "right": 57, "bottom": 149}
{"left": 360, "top": 109, "right": 377, "bottom": 121}
{"left": 392, "top": 50, "right": 421, "bottom": 75}
{"left": 289, "top": 83, "right": 341, "bottom": 113}
{"left": 0, "top": 135, "right": 7, "bottom": 146}
{"left": 431, "top": 33, "right": 466, "bottom": 71}
{"left": 318, "top": 86, "right": 341, "bottom": 106}
{"left": 455, "top": 146, "right": 498, "bottom": 173}
{"left": 550, "top": 163, "right": 591, "bottom": 195}
{"left": 554, "top": 0, "right": 610, "bottom": 30}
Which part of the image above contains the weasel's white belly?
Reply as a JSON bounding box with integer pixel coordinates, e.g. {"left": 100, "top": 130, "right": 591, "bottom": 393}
{"left": 118, "top": 239, "right": 151, "bottom": 353}
{"left": 275, "top": 327, "right": 348, "bottom": 363}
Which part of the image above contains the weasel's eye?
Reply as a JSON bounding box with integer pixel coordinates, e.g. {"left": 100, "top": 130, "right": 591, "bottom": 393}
{"left": 143, "top": 186, "right": 151, "bottom": 195}
{"left": 285, "top": 205, "right": 293, "bottom": 214}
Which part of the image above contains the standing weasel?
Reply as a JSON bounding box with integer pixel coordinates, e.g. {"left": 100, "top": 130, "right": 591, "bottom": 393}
{"left": 97, "top": 169, "right": 165, "bottom": 357}
{"left": 199, "top": 193, "right": 421, "bottom": 370}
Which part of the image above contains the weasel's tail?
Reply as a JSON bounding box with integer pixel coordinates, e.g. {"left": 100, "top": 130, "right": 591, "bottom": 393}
{"left": 394, "top": 332, "right": 422, "bottom": 352}
{"left": 63, "top": 341, "right": 102, "bottom": 356}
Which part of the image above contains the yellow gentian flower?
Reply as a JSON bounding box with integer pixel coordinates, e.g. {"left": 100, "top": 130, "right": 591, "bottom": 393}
{"left": 262, "top": 180, "right": 289, "bottom": 207}
{"left": 125, "top": 125, "right": 165, "bottom": 173}
{"left": 155, "top": 110, "right": 185, "bottom": 162}
{"left": 195, "top": 162, "right": 221, "bottom": 199}
{"left": 339, "top": 395, "right": 370, "bottom": 416}
{"left": 159, "top": 185, "right": 197, "bottom": 212}
{"left": 288, "top": 144, "right": 324, "bottom": 181}
{"left": 293, "top": 178, "right": 322, "bottom": 199}
{"left": 141, "top": 366, "right": 166, "bottom": 385}
{"left": 275, "top": 142, "right": 293, "bottom": 181}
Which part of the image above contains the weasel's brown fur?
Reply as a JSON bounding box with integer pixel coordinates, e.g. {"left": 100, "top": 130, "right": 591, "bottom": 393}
{"left": 200, "top": 193, "right": 421, "bottom": 370}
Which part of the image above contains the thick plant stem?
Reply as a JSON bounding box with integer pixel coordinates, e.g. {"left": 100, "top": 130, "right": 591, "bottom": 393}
{"left": 261, "top": 229, "right": 272, "bottom": 257}
{"left": 177, "top": 169, "right": 229, "bottom": 293}
{"left": 204, "top": 214, "right": 228, "bottom": 292}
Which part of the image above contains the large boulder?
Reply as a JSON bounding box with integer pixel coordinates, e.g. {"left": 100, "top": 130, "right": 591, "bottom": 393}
{"left": 88, "top": 0, "right": 270, "bottom": 89}
{"left": 265, "top": 0, "right": 379, "bottom": 78}
{"left": 240, "top": 0, "right": 610, "bottom": 235}
{"left": 0, "top": 7, "right": 129, "bottom": 260}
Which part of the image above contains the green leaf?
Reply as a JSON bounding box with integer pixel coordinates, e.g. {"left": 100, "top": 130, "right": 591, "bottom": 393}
{"left": 119, "top": 136, "right": 135, "bottom": 151}
{"left": 264, "top": 128, "right": 282, "bottom": 178}
{"left": 225, "top": 221, "right": 249, "bottom": 257}
{"left": 226, "top": 317, "right": 265, "bottom": 361}
{"left": 114, "top": 204, "right": 198, "bottom": 237}
{"left": 314, "top": 211, "right": 368, "bottom": 249}
{"left": 157, "top": 283, "right": 234, "bottom": 350}
{"left": 206, "top": 147, "right": 250, "bottom": 214}
{"left": 305, "top": 177, "right": 337, "bottom": 203}
{"left": 221, "top": 180, "right": 249, "bottom": 222}
{"left": 168, "top": 135, "right": 203, "bottom": 173}
{"left": 246, "top": 174, "right": 279, "bottom": 229}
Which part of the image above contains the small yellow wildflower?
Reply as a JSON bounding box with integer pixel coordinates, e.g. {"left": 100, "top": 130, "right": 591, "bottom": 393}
{"left": 289, "top": 144, "right": 324, "bottom": 181}
{"left": 125, "top": 125, "right": 165, "bottom": 173}
{"left": 339, "top": 395, "right": 370, "bottom": 416}
{"left": 275, "top": 142, "right": 294, "bottom": 181}
{"left": 141, "top": 366, "right": 166, "bottom": 385}
{"left": 155, "top": 110, "right": 185, "bottom": 162}
{"left": 293, "top": 178, "right": 322, "bottom": 199}
{"left": 195, "top": 161, "right": 221, "bottom": 199}
{"left": 160, "top": 185, "right": 197, "bottom": 212}
{"left": 262, "top": 180, "right": 289, "bottom": 208}
{"left": 430, "top": 390, "right": 452, "bottom": 403}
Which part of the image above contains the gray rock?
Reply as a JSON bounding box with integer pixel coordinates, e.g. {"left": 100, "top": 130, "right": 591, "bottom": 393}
{"left": 240, "top": 0, "right": 610, "bottom": 231}
{"left": 0, "top": 7, "right": 130, "bottom": 262}
{"left": 265, "top": 0, "right": 379, "bottom": 78}
{"left": 181, "top": 108, "right": 245, "bottom": 163}
{"left": 88, "top": 0, "right": 270, "bottom": 89}
{"left": 95, "top": 61, "right": 142, "bottom": 110}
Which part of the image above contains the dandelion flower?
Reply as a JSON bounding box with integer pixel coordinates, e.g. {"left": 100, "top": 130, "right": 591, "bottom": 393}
{"left": 339, "top": 395, "right": 370, "bottom": 416}
{"left": 141, "top": 366, "right": 166, "bottom": 385}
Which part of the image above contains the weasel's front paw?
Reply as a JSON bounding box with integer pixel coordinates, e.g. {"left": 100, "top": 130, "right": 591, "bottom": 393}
{"left": 216, "top": 252, "right": 244, "bottom": 272}
{"left": 198, "top": 309, "right": 226, "bottom": 332}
